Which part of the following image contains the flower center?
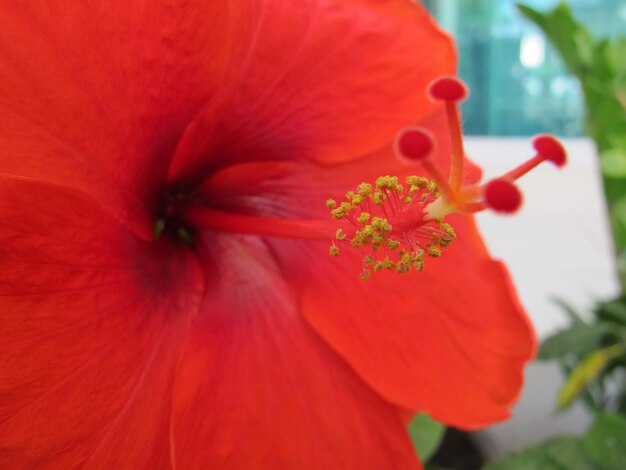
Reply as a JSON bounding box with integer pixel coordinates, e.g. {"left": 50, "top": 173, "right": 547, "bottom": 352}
{"left": 154, "top": 190, "right": 196, "bottom": 244}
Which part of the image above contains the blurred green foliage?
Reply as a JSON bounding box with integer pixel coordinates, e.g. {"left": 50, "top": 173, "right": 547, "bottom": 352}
{"left": 484, "top": 436, "right": 595, "bottom": 470}
{"left": 487, "top": 414, "right": 626, "bottom": 469}
{"left": 408, "top": 413, "right": 445, "bottom": 463}
{"left": 538, "top": 298, "right": 626, "bottom": 412}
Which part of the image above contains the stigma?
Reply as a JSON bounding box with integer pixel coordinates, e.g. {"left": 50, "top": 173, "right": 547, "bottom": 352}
{"left": 328, "top": 76, "right": 567, "bottom": 280}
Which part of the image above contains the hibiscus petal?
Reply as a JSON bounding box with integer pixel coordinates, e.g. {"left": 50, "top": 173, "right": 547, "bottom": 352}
{"left": 166, "top": 0, "right": 456, "bottom": 189}
{"left": 171, "top": 233, "right": 422, "bottom": 469}
{"left": 0, "top": 0, "right": 232, "bottom": 237}
{"left": 0, "top": 176, "right": 203, "bottom": 467}
{"left": 270, "top": 218, "right": 535, "bottom": 429}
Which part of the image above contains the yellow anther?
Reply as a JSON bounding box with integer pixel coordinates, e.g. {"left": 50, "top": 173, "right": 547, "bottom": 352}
{"left": 336, "top": 228, "right": 347, "bottom": 240}
{"left": 331, "top": 202, "right": 353, "bottom": 219}
{"left": 427, "top": 246, "right": 442, "bottom": 257}
{"left": 387, "top": 239, "right": 401, "bottom": 250}
{"left": 375, "top": 175, "right": 403, "bottom": 194}
{"left": 326, "top": 198, "right": 337, "bottom": 209}
{"left": 331, "top": 208, "right": 345, "bottom": 219}
{"left": 346, "top": 191, "right": 365, "bottom": 207}
{"left": 372, "top": 191, "right": 385, "bottom": 205}
{"left": 357, "top": 183, "right": 373, "bottom": 197}
{"left": 355, "top": 228, "right": 369, "bottom": 241}
{"left": 329, "top": 245, "right": 340, "bottom": 257}
{"left": 441, "top": 222, "right": 456, "bottom": 237}
{"left": 371, "top": 217, "right": 391, "bottom": 233}
{"left": 357, "top": 212, "right": 371, "bottom": 225}
{"left": 363, "top": 255, "right": 374, "bottom": 266}
{"left": 406, "top": 176, "right": 429, "bottom": 188}
{"left": 372, "top": 235, "right": 384, "bottom": 251}
{"left": 396, "top": 261, "right": 410, "bottom": 273}
{"left": 383, "top": 258, "right": 395, "bottom": 270}
{"left": 437, "top": 236, "right": 454, "bottom": 248}
{"left": 359, "top": 269, "right": 372, "bottom": 281}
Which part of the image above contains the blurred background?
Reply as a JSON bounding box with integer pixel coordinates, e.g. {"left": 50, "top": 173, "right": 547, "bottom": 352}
{"left": 419, "top": 0, "right": 626, "bottom": 464}
{"left": 423, "top": 0, "right": 626, "bottom": 137}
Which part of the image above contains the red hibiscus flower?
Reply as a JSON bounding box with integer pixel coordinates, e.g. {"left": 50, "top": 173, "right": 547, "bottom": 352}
{"left": 0, "top": 0, "right": 559, "bottom": 468}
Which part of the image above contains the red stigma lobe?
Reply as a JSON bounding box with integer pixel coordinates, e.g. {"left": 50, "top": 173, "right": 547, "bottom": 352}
{"left": 533, "top": 134, "right": 567, "bottom": 167}
{"left": 396, "top": 128, "right": 435, "bottom": 162}
{"left": 428, "top": 77, "right": 469, "bottom": 102}
{"left": 484, "top": 180, "right": 523, "bottom": 214}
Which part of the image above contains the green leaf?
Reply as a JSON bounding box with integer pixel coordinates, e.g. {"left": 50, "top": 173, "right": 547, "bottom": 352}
{"left": 517, "top": 3, "right": 593, "bottom": 77}
{"left": 595, "top": 297, "right": 626, "bottom": 326}
{"left": 408, "top": 414, "right": 445, "bottom": 462}
{"left": 543, "top": 436, "right": 596, "bottom": 470}
{"left": 599, "top": 148, "right": 626, "bottom": 178}
{"left": 484, "top": 447, "right": 560, "bottom": 470}
{"left": 552, "top": 297, "right": 585, "bottom": 325}
{"left": 539, "top": 323, "right": 610, "bottom": 360}
{"left": 559, "top": 360, "right": 601, "bottom": 413}
{"left": 484, "top": 436, "right": 595, "bottom": 470}
{"left": 557, "top": 344, "right": 624, "bottom": 410}
{"left": 610, "top": 196, "right": 626, "bottom": 266}
{"left": 584, "top": 413, "right": 626, "bottom": 470}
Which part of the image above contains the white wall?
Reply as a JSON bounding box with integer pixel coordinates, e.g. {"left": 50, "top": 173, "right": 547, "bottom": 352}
{"left": 464, "top": 137, "right": 620, "bottom": 459}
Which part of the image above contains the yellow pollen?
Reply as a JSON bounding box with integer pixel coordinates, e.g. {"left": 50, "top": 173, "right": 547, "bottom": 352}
{"left": 357, "top": 212, "right": 371, "bottom": 225}
{"left": 327, "top": 175, "right": 456, "bottom": 279}
{"left": 427, "top": 246, "right": 442, "bottom": 257}
{"left": 357, "top": 183, "right": 373, "bottom": 197}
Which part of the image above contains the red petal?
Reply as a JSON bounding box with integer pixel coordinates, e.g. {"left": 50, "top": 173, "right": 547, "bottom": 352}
{"left": 0, "top": 176, "right": 203, "bottom": 467}
{"left": 171, "top": 234, "right": 422, "bottom": 469}
{"left": 270, "top": 216, "right": 535, "bottom": 429}
{"left": 167, "top": 0, "right": 456, "bottom": 187}
{"left": 0, "top": 1, "right": 232, "bottom": 237}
